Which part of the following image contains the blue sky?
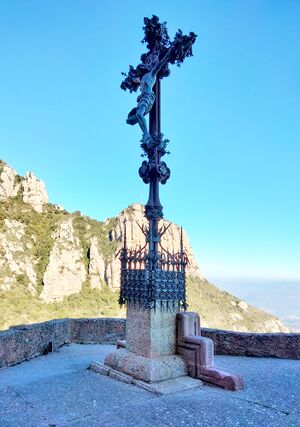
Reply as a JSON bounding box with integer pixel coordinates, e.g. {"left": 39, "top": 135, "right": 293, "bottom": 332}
{"left": 0, "top": 0, "right": 299, "bottom": 281}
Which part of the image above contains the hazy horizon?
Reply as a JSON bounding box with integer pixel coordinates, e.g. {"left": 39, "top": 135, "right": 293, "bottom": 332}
{"left": 211, "top": 277, "right": 300, "bottom": 332}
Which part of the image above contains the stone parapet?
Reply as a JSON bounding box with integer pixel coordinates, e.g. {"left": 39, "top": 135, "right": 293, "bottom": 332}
{"left": 0, "top": 318, "right": 299, "bottom": 369}
{"left": 70, "top": 318, "right": 126, "bottom": 344}
{"left": 202, "top": 328, "right": 300, "bottom": 359}
{"left": 0, "top": 319, "right": 70, "bottom": 369}
{"left": 0, "top": 318, "right": 126, "bottom": 369}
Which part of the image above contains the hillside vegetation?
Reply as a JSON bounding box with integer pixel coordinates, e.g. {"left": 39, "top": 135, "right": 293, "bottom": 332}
{"left": 0, "top": 282, "right": 123, "bottom": 331}
{"left": 0, "top": 275, "right": 286, "bottom": 333}
{"left": 0, "top": 160, "right": 289, "bottom": 333}
{"left": 186, "top": 277, "right": 285, "bottom": 332}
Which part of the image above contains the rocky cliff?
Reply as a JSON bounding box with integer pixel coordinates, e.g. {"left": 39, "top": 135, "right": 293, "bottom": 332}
{"left": 0, "top": 161, "right": 48, "bottom": 212}
{"left": 0, "top": 160, "right": 289, "bottom": 333}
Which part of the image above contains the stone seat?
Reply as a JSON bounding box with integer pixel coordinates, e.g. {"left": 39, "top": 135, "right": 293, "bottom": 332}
{"left": 176, "top": 312, "right": 244, "bottom": 391}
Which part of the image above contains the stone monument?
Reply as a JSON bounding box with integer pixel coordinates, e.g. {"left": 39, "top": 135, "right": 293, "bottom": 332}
{"left": 91, "top": 15, "right": 243, "bottom": 393}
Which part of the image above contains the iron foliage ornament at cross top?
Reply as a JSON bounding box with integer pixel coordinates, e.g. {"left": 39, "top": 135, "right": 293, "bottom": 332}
{"left": 119, "top": 16, "right": 197, "bottom": 310}
{"left": 121, "top": 15, "right": 197, "bottom": 93}
{"left": 121, "top": 15, "right": 197, "bottom": 144}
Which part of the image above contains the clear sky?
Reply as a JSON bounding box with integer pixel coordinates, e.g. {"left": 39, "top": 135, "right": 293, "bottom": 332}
{"left": 1, "top": 0, "right": 299, "bottom": 281}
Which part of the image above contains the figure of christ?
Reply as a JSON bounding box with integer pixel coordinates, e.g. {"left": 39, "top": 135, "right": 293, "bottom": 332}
{"left": 126, "top": 50, "right": 172, "bottom": 143}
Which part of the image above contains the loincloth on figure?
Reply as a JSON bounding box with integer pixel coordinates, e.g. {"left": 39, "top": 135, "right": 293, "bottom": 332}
{"left": 126, "top": 91, "right": 156, "bottom": 125}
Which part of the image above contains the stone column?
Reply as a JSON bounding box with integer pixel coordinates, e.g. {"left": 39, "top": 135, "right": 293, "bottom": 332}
{"left": 126, "top": 306, "right": 177, "bottom": 357}
{"left": 104, "top": 306, "right": 187, "bottom": 383}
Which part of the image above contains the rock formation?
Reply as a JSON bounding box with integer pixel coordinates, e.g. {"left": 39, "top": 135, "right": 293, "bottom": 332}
{"left": 88, "top": 236, "right": 106, "bottom": 289}
{"left": 0, "top": 159, "right": 290, "bottom": 333}
{"left": 105, "top": 252, "right": 122, "bottom": 291}
{"left": 0, "top": 162, "right": 20, "bottom": 200}
{"left": 22, "top": 172, "right": 48, "bottom": 213}
{"left": 0, "top": 161, "right": 48, "bottom": 212}
{"left": 0, "top": 219, "right": 37, "bottom": 293}
{"left": 40, "top": 219, "right": 86, "bottom": 302}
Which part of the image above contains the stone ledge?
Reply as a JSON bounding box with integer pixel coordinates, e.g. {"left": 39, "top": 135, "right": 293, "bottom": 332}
{"left": 0, "top": 318, "right": 299, "bottom": 369}
{"left": 104, "top": 348, "right": 187, "bottom": 382}
{"left": 90, "top": 362, "right": 202, "bottom": 395}
{"left": 201, "top": 328, "right": 300, "bottom": 359}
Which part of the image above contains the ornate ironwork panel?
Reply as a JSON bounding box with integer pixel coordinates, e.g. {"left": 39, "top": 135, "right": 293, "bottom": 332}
{"left": 119, "top": 238, "right": 188, "bottom": 310}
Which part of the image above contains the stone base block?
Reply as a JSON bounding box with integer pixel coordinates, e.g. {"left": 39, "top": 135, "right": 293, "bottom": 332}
{"left": 126, "top": 306, "right": 178, "bottom": 358}
{"left": 199, "top": 368, "right": 244, "bottom": 391}
{"left": 90, "top": 362, "right": 203, "bottom": 395}
{"left": 103, "top": 348, "right": 187, "bottom": 383}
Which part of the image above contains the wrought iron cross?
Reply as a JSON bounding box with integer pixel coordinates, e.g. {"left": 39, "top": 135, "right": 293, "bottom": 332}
{"left": 119, "top": 15, "right": 197, "bottom": 310}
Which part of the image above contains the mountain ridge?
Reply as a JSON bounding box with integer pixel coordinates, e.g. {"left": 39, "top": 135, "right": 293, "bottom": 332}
{"left": 0, "top": 160, "right": 289, "bottom": 333}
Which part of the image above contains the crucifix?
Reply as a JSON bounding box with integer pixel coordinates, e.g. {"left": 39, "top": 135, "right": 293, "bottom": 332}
{"left": 98, "top": 15, "right": 243, "bottom": 392}
{"left": 119, "top": 15, "right": 197, "bottom": 310}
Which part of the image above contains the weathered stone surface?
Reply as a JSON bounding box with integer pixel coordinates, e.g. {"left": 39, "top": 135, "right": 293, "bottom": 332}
{"left": 0, "top": 163, "right": 20, "bottom": 200}
{"left": 177, "top": 312, "right": 244, "bottom": 390}
{"left": 103, "top": 304, "right": 187, "bottom": 384}
{"left": 70, "top": 318, "right": 126, "bottom": 344}
{"left": 22, "top": 172, "right": 48, "bottom": 212}
{"left": 2, "top": 344, "right": 300, "bottom": 426}
{"left": 88, "top": 236, "right": 105, "bottom": 289}
{"left": 40, "top": 219, "right": 87, "bottom": 302}
{"left": 90, "top": 362, "right": 110, "bottom": 375}
{"left": 134, "top": 375, "right": 202, "bottom": 395}
{"left": 90, "top": 362, "right": 202, "bottom": 395}
{"left": 109, "top": 367, "right": 135, "bottom": 384}
{"left": 126, "top": 306, "right": 177, "bottom": 357}
{"left": 0, "top": 161, "right": 48, "bottom": 212}
{"left": 0, "top": 319, "right": 69, "bottom": 369}
{"left": 0, "top": 219, "right": 37, "bottom": 293}
{"left": 104, "top": 348, "right": 187, "bottom": 383}
{"left": 261, "top": 318, "right": 289, "bottom": 333}
{"left": 202, "top": 328, "right": 300, "bottom": 359}
{"left": 238, "top": 300, "right": 248, "bottom": 311}
{"left": 105, "top": 250, "right": 121, "bottom": 291}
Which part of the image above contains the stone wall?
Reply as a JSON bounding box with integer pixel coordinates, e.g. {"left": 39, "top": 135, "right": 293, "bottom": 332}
{"left": 201, "top": 328, "right": 300, "bottom": 359}
{"left": 70, "top": 318, "right": 126, "bottom": 344}
{"left": 0, "top": 320, "right": 70, "bottom": 369}
{"left": 0, "top": 318, "right": 299, "bottom": 369}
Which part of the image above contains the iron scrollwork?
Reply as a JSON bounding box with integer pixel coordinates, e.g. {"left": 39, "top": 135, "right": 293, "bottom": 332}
{"left": 119, "top": 227, "right": 189, "bottom": 310}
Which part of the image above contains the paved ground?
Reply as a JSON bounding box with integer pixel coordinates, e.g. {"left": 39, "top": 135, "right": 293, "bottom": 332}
{"left": 0, "top": 344, "right": 299, "bottom": 427}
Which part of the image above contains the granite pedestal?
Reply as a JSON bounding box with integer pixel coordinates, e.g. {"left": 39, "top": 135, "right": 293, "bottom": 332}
{"left": 103, "top": 306, "right": 188, "bottom": 383}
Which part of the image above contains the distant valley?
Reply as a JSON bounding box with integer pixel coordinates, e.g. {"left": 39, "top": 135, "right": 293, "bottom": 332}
{"left": 214, "top": 278, "right": 300, "bottom": 332}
